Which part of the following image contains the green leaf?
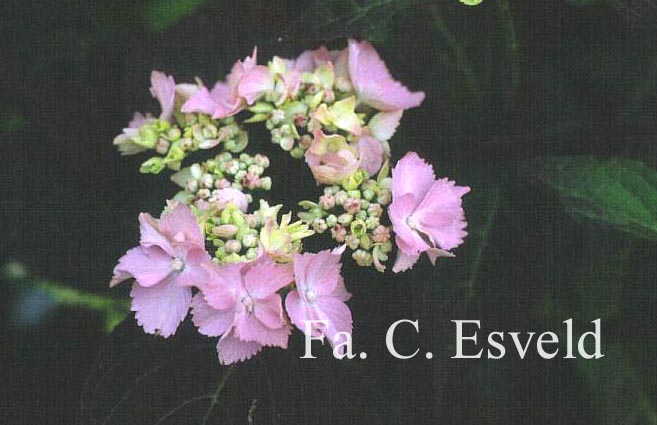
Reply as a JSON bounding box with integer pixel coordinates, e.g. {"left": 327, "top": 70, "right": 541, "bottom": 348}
{"left": 144, "top": 0, "right": 208, "bottom": 33}
{"left": 539, "top": 156, "right": 657, "bottom": 241}
{"left": 459, "top": 0, "right": 484, "bottom": 5}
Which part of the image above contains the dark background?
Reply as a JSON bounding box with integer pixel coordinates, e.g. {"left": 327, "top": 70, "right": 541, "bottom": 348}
{"left": 1, "top": 0, "right": 657, "bottom": 424}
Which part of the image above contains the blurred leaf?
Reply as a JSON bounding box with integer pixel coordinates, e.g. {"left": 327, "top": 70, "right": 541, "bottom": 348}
{"left": 143, "top": 0, "right": 208, "bottom": 33}
{"left": 460, "top": 0, "right": 484, "bottom": 5}
{"left": 579, "top": 344, "right": 657, "bottom": 424}
{"left": 539, "top": 156, "right": 657, "bottom": 241}
{"left": 281, "top": 0, "right": 421, "bottom": 45}
{"left": 0, "top": 114, "right": 27, "bottom": 134}
{"left": 79, "top": 319, "right": 412, "bottom": 424}
{"left": 2, "top": 262, "right": 129, "bottom": 333}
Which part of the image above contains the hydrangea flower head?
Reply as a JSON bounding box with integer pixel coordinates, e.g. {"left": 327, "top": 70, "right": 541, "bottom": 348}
{"left": 285, "top": 245, "right": 353, "bottom": 355}
{"left": 191, "top": 255, "right": 294, "bottom": 364}
{"left": 110, "top": 202, "right": 212, "bottom": 337}
{"left": 388, "top": 152, "right": 469, "bottom": 272}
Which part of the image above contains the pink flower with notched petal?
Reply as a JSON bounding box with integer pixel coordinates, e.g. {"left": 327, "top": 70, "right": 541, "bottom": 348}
{"left": 388, "top": 152, "right": 470, "bottom": 273}
{"left": 181, "top": 47, "right": 273, "bottom": 119}
{"left": 285, "top": 246, "right": 353, "bottom": 355}
{"left": 347, "top": 39, "right": 425, "bottom": 112}
{"left": 191, "top": 256, "right": 293, "bottom": 365}
{"left": 305, "top": 129, "right": 361, "bottom": 185}
{"left": 110, "top": 202, "right": 212, "bottom": 337}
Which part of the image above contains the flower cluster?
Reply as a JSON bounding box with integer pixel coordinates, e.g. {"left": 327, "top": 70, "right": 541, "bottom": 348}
{"left": 110, "top": 39, "right": 470, "bottom": 364}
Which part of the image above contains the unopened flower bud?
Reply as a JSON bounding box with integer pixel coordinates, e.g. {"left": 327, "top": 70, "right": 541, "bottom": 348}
{"left": 331, "top": 224, "right": 347, "bottom": 242}
{"left": 299, "top": 134, "right": 313, "bottom": 149}
{"left": 155, "top": 138, "right": 170, "bottom": 155}
{"left": 345, "top": 235, "right": 360, "bottom": 250}
{"left": 319, "top": 194, "right": 336, "bottom": 210}
{"left": 247, "top": 164, "right": 264, "bottom": 175}
{"left": 335, "top": 191, "right": 348, "bottom": 205}
{"left": 245, "top": 247, "right": 259, "bottom": 260}
{"left": 326, "top": 214, "right": 338, "bottom": 227}
{"left": 344, "top": 198, "right": 361, "bottom": 215}
{"left": 186, "top": 180, "right": 199, "bottom": 193}
{"left": 323, "top": 88, "right": 335, "bottom": 103}
{"left": 197, "top": 188, "right": 211, "bottom": 199}
{"left": 242, "top": 233, "right": 258, "bottom": 248}
{"left": 290, "top": 147, "right": 304, "bottom": 158}
{"left": 372, "top": 225, "right": 391, "bottom": 243}
{"left": 377, "top": 189, "right": 392, "bottom": 205}
{"left": 362, "top": 189, "right": 375, "bottom": 201}
{"left": 271, "top": 109, "right": 285, "bottom": 124}
{"left": 352, "top": 249, "right": 373, "bottom": 266}
{"left": 367, "top": 203, "right": 383, "bottom": 217}
{"left": 260, "top": 177, "right": 272, "bottom": 190}
{"left": 225, "top": 160, "right": 240, "bottom": 174}
{"left": 200, "top": 174, "right": 214, "bottom": 188}
{"left": 224, "top": 239, "right": 242, "bottom": 254}
{"left": 280, "top": 136, "right": 295, "bottom": 151}
{"left": 213, "top": 224, "right": 238, "bottom": 238}
{"left": 312, "top": 218, "right": 328, "bottom": 233}
{"left": 167, "top": 127, "right": 182, "bottom": 141}
{"left": 254, "top": 154, "right": 270, "bottom": 168}
{"left": 215, "top": 178, "right": 231, "bottom": 189}
{"left": 337, "top": 213, "right": 353, "bottom": 226}
{"left": 360, "top": 234, "right": 373, "bottom": 250}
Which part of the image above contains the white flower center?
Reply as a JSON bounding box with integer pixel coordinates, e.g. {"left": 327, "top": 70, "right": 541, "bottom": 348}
{"left": 241, "top": 295, "right": 254, "bottom": 313}
{"left": 305, "top": 289, "right": 317, "bottom": 302}
{"left": 171, "top": 257, "right": 185, "bottom": 272}
{"left": 406, "top": 215, "right": 420, "bottom": 230}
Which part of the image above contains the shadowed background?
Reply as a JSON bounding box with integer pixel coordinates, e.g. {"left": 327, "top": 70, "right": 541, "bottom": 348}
{"left": 1, "top": 0, "right": 656, "bottom": 424}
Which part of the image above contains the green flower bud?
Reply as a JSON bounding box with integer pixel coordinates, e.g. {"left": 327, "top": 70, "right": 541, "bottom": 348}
{"left": 341, "top": 169, "right": 367, "bottom": 191}
{"left": 338, "top": 213, "right": 353, "bottom": 226}
{"left": 359, "top": 234, "right": 373, "bottom": 250}
{"left": 140, "top": 157, "right": 165, "bottom": 174}
{"left": 249, "top": 102, "right": 274, "bottom": 114}
{"left": 290, "top": 147, "right": 304, "bottom": 158}
{"left": 326, "top": 214, "right": 338, "bottom": 227}
{"left": 362, "top": 189, "right": 375, "bottom": 201}
{"left": 350, "top": 219, "right": 367, "bottom": 237}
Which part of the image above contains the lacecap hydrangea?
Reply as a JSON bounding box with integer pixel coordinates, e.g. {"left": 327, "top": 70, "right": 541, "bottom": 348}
{"left": 111, "top": 39, "right": 470, "bottom": 365}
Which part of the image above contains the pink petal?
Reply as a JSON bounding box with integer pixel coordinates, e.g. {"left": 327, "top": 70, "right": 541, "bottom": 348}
{"left": 176, "top": 248, "right": 212, "bottom": 287}
{"left": 196, "top": 263, "right": 241, "bottom": 310}
{"left": 411, "top": 178, "right": 470, "bottom": 251}
{"left": 138, "top": 213, "right": 174, "bottom": 256}
{"left": 234, "top": 308, "right": 290, "bottom": 347}
{"left": 368, "top": 110, "right": 402, "bottom": 142}
{"left": 191, "top": 293, "right": 234, "bottom": 337}
{"left": 392, "top": 250, "right": 420, "bottom": 273}
{"left": 347, "top": 40, "right": 424, "bottom": 111}
{"left": 391, "top": 151, "right": 435, "bottom": 203}
{"left": 313, "top": 297, "right": 353, "bottom": 354}
{"left": 213, "top": 188, "right": 249, "bottom": 212}
{"left": 237, "top": 65, "right": 274, "bottom": 105}
{"left": 158, "top": 203, "right": 205, "bottom": 248}
{"left": 285, "top": 290, "right": 322, "bottom": 338}
{"left": 253, "top": 293, "right": 287, "bottom": 329}
{"left": 243, "top": 259, "right": 293, "bottom": 299}
{"left": 180, "top": 87, "right": 217, "bottom": 115}
{"left": 117, "top": 246, "right": 173, "bottom": 288}
{"left": 292, "top": 249, "right": 343, "bottom": 298}
{"left": 150, "top": 71, "right": 176, "bottom": 121}
{"left": 128, "top": 112, "right": 153, "bottom": 129}
{"left": 217, "top": 330, "right": 262, "bottom": 365}
{"left": 388, "top": 192, "right": 429, "bottom": 255}
{"left": 356, "top": 135, "right": 385, "bottom": 176}
{"left": 130, "top": 277, "right": 191, "bottom": 338}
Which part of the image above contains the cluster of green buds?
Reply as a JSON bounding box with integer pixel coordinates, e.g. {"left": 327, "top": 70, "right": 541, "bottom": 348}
{"left": 246, "top": 59, "right": 367, "bottom": 158}
{"left": 298, "top": 165, "right": 394, "bottom": 272}
{"left": 117, "top": 114, "right": 248, "bottom": 174}
{"left": 202, "top": 200, "right": 313, "bottom": 264}
{"left": 171, "top": 152, "right": 272, "bottom": 208}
